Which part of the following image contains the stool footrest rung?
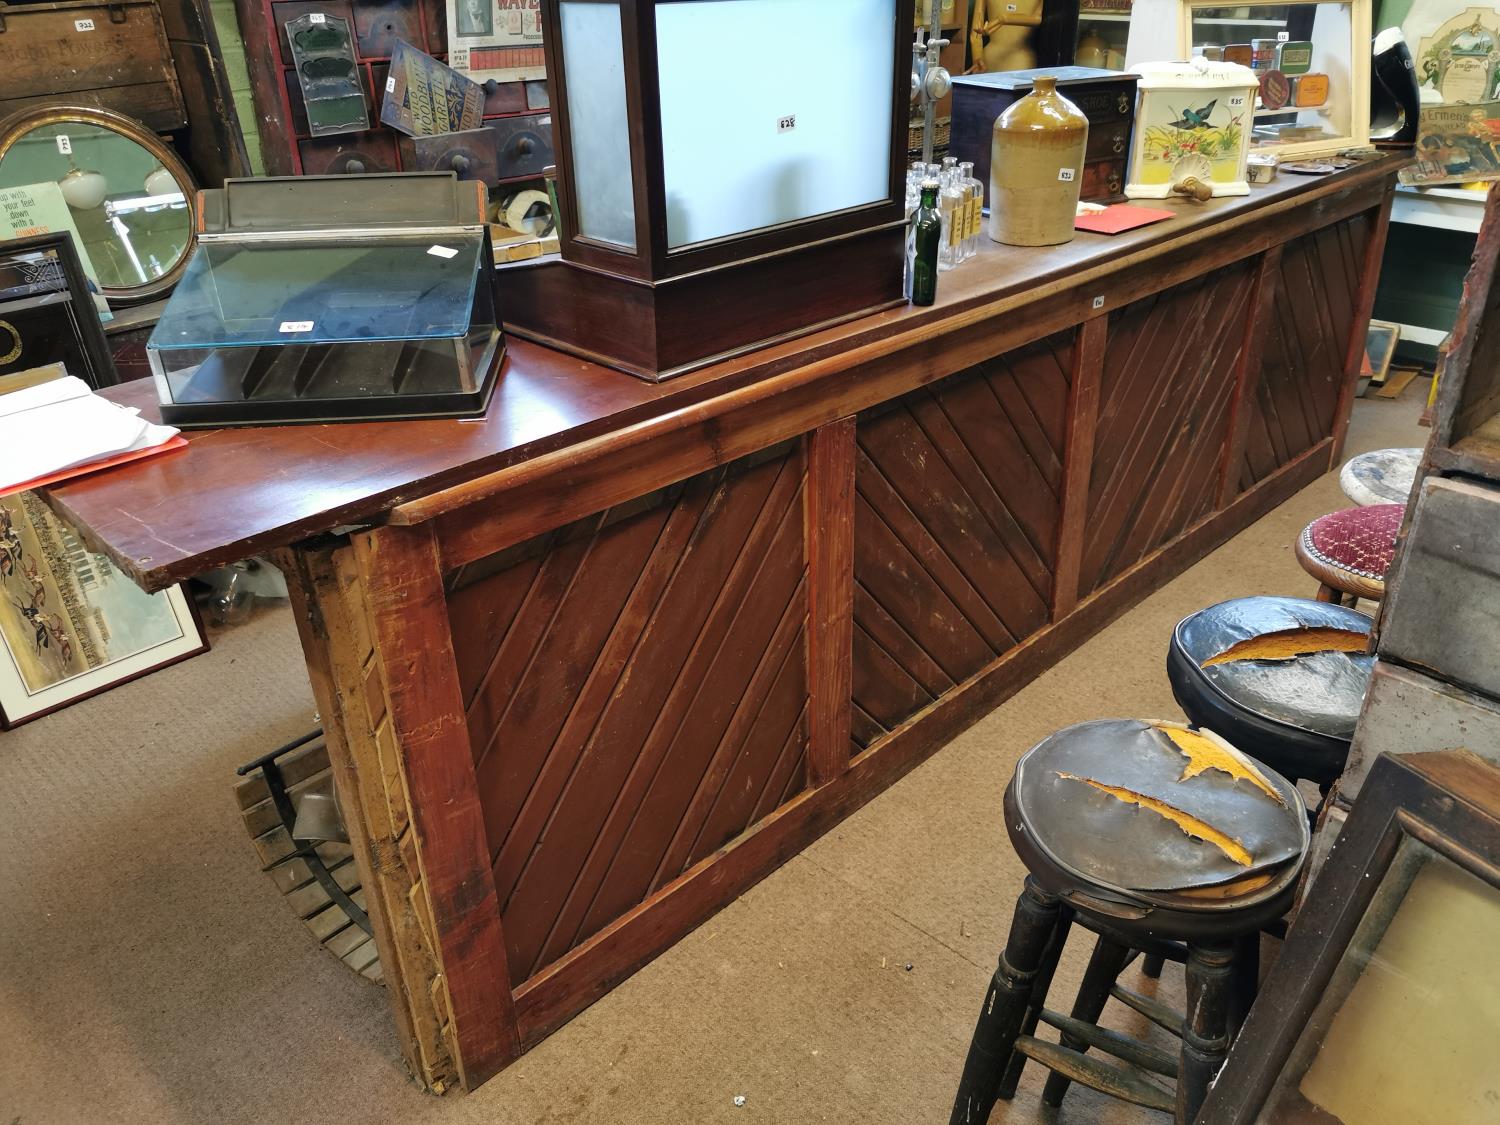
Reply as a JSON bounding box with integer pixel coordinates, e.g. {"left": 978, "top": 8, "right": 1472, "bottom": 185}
{"left": 1037, "top": 1009, "right": 1180, "bottom": 1078}
{"left": 1014, "top": 1035, "right": 1175, "bottom": 1114}
{"left": 1110, "top": 985, "right": 1185, "bottom": 1037}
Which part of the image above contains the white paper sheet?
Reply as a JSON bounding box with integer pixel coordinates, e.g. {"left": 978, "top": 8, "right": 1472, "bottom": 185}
{"left": 0, "top": 376, "right": 178, "bottom": 490}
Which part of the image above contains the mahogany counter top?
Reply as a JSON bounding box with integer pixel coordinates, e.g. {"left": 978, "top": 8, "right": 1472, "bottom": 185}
{"left": 46, "top": 155, "right": 1404, "bottom": 593}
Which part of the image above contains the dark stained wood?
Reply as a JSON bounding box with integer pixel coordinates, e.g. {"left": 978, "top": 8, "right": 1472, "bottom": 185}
{"left": 351, "top": 523, "right": 519, "bottom": 1087}
{"left": 805, "top": 419, "right": 857, "bottom": 783}
{"left": 44, "top": 157, "right": 1401, "bottom": 594}
{"left": 444, "top": 447, "right": 809, "bottom": 985}
{"left": 1052, "top": 315, "right": 1106, "bottom": 618}
{"left": 1218, "top": 246, "right": 1283, "bottom": 507}
{"left": 1081, "top": 260, "right": 1257, "bottom": 595}
{"left": 1331, "top": 192, "right": 1395, "bottom": 464}
{"left": 1240, "top": 215, "right": 1374, "bottom": 491}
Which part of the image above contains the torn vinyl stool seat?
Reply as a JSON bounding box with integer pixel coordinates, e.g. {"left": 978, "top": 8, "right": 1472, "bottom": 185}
{"left": 1167, "top": 595, "right": 1373, "bottom": 789}
{"left": 1294, "top": 503, "right": 1402, "bottom": 605}
{"left": 951, "top": 719, "right": 1309, "bottom": 1125}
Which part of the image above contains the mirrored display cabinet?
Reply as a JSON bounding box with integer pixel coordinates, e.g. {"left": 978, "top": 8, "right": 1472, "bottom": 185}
{"left": 499, "top": 0, "right": 915, "bottom": 382}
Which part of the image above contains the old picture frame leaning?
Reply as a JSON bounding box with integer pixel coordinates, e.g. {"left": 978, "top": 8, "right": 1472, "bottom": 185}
{"left": 1198, "top": 749, "right": 1500, "bottom": 1123}
{"left": 0, "top": 491, "right": 206, "bottom": 730}
{"left": 0, "top": 231, "right": 117, "bottom": 389}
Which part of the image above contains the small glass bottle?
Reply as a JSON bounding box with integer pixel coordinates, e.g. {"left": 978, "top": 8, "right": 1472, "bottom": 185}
{"left": 938, "top": 171, "right": 964, "bottom": 271}
{"left": 959, "top": 161, "right": 983, "bottom": 260}
{"left": 911, "top": 179, "right": 941, "bottom": 306}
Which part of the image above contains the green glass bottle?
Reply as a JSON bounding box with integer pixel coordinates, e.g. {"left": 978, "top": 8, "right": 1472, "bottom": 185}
{"left": 910, "top": 179, "right": 941, "bottom": 307}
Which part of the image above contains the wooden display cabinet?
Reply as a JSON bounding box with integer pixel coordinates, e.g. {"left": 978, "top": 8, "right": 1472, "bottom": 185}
{"left": 500, "top": 0, "right": 915, "bottom": 382}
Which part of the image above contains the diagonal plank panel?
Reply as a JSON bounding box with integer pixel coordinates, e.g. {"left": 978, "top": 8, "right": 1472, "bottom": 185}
{"left": 1241, "top": 216, "right": 1372, "bottom": 489}
{"left": 443, "top": 443, "right": 809, "bottom": 985}
{"left": 851, "top": 334, "right": 1073, "bottom": 747}
{"left": 1080, "top": 261, "right": 1257, "bottom": 595}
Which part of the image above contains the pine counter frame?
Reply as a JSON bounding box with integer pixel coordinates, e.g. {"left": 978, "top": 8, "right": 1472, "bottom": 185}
{"left": 46, "top": 159, "right": 1399, "bottom": 1094}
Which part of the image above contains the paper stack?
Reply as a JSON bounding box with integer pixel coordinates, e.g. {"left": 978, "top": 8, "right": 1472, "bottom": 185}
{"left": 0, "top": 375, "right": 184, "bottom": 497}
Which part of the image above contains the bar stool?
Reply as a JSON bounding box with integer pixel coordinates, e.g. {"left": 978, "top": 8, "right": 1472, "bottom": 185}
{"left": 1339, "top": 447, "right": 1421, "bottom": 507}
{"left": 1166, "top": 595, "right": 1374, "bottom": 790}
{"left": 951, "top": 719, "right": 1307, "bottom": 1125}
{"left": 1294, "top": 503, "right": 1401, "bottom": 606}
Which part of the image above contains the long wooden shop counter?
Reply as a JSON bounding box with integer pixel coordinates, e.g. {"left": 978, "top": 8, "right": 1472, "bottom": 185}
{"left": 45, "top": 156, "right": 1400, "bottom": 1094}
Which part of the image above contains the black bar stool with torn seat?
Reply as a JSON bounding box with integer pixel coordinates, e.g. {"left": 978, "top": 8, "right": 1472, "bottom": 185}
{"left": 950, "top": 719, "right": 1309, "bottom": 1125}
{"left": 1166, "top": 596, "right": 1374, "bottom": 791}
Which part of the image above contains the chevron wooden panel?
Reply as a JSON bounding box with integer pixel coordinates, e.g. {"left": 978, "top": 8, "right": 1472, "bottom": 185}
{"left": 1241, "top": 214, "right": 1372, "bottom": 489}
{"left": 1080, "top": 260, "right": 1258, "bottom": 596}
{"left": 850, "top": 334, "right": 1072, "bottom": 747}
{"left": 443, "top": 443, "right": 809, "bottom": 986}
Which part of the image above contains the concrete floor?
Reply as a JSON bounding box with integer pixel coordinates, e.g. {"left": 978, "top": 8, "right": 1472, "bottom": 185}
{"left": 0, "top": 389, "right": 1426, "bottom": 1125}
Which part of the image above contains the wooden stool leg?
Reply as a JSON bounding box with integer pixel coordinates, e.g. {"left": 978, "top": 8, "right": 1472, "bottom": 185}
{"left": 1177, "top": 942, "right": 1234, "bottom": 1125}
{"left": 1314, "top": 582, "right": 1342, "bottom": 604}
{"left": 950, "top": 878, "right": 1064, "bottom": 1125}
{"left": 995, "top": 906, "right": 1073, "bottom": 1100}
{"left": 1229, "top": 932, "right": 1260, "bottom": 1037}
{"left": 1141, "top": 952, "right": 1166, "bottom": 979}
{"left": 1041, "top": 936, "right": 1133, "bottom": 1108}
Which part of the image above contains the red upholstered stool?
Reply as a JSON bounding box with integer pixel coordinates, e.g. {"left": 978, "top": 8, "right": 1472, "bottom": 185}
{"left": 1294, "top": 503, "right": 1401, "bottom": 606}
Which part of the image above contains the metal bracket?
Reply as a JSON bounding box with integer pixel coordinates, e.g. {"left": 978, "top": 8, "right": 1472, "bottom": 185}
{"left": 237, "top": 730, "right": 373, "bottom": 937}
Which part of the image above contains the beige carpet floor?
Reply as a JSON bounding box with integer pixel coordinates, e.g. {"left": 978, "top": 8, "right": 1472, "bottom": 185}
{"left": 0, "top": 389, "right": 1427, "bottom": 1125}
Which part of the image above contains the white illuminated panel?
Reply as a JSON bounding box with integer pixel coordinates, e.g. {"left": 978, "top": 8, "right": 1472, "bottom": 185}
{"left": 560, "top": 1, "right": 637, "bottom": 249}
{"left": 655, "top": 0, "right": 897, "bottom": 250}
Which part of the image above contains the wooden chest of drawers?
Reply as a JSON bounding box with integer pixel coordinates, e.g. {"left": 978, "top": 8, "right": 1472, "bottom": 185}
{"left": 0, "top": 0, "right": 186, "bottom": 131}
{"left": 951, "top": 66, "right": 1139, "bottom": 206}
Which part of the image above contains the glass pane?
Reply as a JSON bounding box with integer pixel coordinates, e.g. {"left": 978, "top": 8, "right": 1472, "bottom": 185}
{"left": 1189, "top": 3, "right": 1353, "bottom": 148}
{"left": 559, "top": 1, "right": 637, "bottom": 250}
{"left": 1257, "top": 836, "right": 1500, "bottom": 1123}
{"left": 150, "top": 235, "right": 483, "bottom": 349}
{"left": 656, "top": 0, "right": 896, "bottom": 250}
{"left": 0, "top": 122, "right": 191, "bottom": 289}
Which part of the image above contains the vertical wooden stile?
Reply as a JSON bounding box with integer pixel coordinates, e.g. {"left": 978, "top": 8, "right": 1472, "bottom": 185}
{"left": 1051, "top": 317, "right": 1107, "bottom": 620}
{"left": 352, "top": 523, "right": 520, "bottom": 1088}
{"left": 805, "top": 418, "right": 857, "bottom": 783}
{"left": 1219, "top": 245, "right": 1284, "bottom": 507}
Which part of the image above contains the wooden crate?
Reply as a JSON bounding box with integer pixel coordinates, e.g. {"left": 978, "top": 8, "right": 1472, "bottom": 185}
{"left": 0, "top": 0, "right": 186, "bottom": 132}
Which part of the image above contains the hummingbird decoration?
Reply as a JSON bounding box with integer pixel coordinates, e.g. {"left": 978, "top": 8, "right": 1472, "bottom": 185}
{"left": 1168, "top": 100, "right": 1218, "bottom": 129}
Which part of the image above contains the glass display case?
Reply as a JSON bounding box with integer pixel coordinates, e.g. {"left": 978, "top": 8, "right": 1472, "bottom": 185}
{"left": 147, "top": 173, "right": 504, "bottom": 428}
{"left": 500, "top": 0, "right": 914, "bottom": 382}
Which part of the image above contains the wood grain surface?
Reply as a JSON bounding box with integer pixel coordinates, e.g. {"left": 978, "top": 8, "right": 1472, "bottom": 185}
{"left": 42, "top": 158, "right": 1403, "bottom": 593}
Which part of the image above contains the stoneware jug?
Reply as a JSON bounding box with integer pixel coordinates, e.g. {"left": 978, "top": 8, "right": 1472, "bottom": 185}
{"left": 989, "top": 75, "right": 1089, "bottom": 247}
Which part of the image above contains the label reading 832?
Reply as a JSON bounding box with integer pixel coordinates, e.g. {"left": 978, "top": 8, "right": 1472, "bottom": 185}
{"left": 1058, "top": 168, "right": 1076, "bottom": 183}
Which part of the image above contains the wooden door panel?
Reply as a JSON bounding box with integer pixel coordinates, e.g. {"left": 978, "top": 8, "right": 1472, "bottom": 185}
{"left": 1082, "top": 260, "right": 1257, "bottom": 594}
{"left": 1241, "top": 214, "right": 1372, "bottom": 489}
{"left": 443, "top": 444, "right": 808, "bottom": 985}
{"left": 850, "top": 334, "right": 1072, "bottom": 747}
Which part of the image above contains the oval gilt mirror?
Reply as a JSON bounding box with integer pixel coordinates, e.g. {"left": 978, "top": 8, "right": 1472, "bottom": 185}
{"left": 0, "top": 106, "right": 197, "bottom": 305}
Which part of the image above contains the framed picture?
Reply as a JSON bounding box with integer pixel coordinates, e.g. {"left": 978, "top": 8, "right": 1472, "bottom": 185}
{"left": 446, "top": 0, "right": 544, "bottom": 83}
{"left": 0, "top": 231, "right": 117, "bottom": 389}
{"left": 1198, "top": 750, "right": 1500, "bottom": 1124}
{"left": 1365, "top": 318, "right": 1400, "bottom": 382}
{"left": 0, "top": 490, "right": 205, "bottom": 729}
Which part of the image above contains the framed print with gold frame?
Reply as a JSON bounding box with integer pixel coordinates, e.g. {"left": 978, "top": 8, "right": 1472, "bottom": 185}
{"left": 1180, "top": 0, "right": 1371, "bottom": 159}
{"left": 0, "top": 491, "right": 206, "bottom": 730}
